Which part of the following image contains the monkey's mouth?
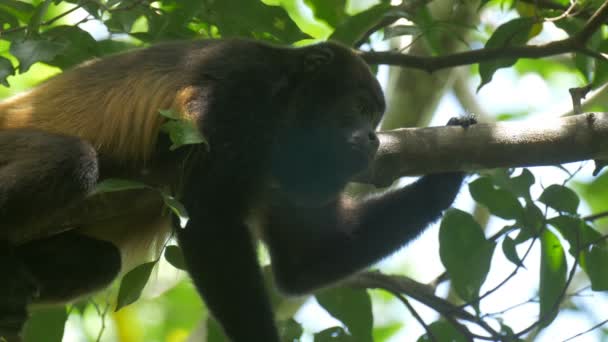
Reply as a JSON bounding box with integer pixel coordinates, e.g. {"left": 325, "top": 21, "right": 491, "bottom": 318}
{"left": 348, "top": 144, "right": 377, "bottom": 163}
{"left": 342, "top": 146, "right": 376, "bottom": 174}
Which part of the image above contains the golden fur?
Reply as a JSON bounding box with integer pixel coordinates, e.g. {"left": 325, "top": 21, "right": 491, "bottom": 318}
{"left": 0, "top": 54, "right": 200, "bottom": 270}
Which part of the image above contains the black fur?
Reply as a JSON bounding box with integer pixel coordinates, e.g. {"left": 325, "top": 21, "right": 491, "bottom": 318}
{"left": 0, "top": 39, "right": 466, "bottom": 342}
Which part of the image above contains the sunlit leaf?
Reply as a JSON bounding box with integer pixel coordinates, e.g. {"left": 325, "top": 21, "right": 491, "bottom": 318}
{"left": 539, "top": 229, "right": 566, "bottom": 328}
{"left": 305, "top": 0, "right": 347, "bottom": 28}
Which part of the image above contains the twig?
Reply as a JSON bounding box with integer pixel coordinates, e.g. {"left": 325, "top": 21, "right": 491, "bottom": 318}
{"left": 361, "top": 0, "right": 608, "bottom": 72}
{"left": 562, "top": 318, "right": 608, "bottom": 342}
{"left": 583, "top": 211, "right": 608, "bottom": 222}
{"left": 393, "top": 293, "right": 438, "bottom": 342}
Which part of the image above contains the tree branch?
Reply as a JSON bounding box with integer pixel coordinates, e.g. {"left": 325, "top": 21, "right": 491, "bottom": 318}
{"left": 359, "top": 0, "right": 608, "bottom": 72}
{"left": 359, "top": 112, "right": 607, "bottom": 186}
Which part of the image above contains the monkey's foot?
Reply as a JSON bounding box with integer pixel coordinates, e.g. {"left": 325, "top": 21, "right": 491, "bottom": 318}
{"left": 446, "top": 115, "right": 477, "bottom": 127}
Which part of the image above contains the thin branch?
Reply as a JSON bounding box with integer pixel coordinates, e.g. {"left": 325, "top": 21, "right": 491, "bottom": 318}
{"left": 562, "top": 318, "right": 608, "bottom": 342}
{"left": 360, "top": 38, "right": 575, "bottom": 72}
{"left": 461, "top": 235, "right": 539, "bottom": 311}
{"left": 361, "top": 0, "right": 608, "bottom": 72}
{"left": 393, "top": 293, "right": 438, "bottom": 342}
{"left": 575, "top": 0, "right": 608, "bottom": 42}
{"left": 348, "top": 272, "right": 501, "bottom": 340}
{"left": 584, "top": 211, "right": 608, "bottom": 222}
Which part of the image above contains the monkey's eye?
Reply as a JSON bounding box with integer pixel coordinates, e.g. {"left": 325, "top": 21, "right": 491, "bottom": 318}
{"left": 304, "top": 47, "right": 334, "bottom": 71}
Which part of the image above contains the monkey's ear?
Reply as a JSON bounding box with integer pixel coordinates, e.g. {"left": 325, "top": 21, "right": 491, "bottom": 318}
{"left": 304, "top": 46, "right": 334, "bottom": 71}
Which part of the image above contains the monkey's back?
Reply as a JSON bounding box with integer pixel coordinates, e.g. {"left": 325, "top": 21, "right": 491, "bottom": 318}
{"left": 0, "top": 41, "right": 219, "bottom": 163}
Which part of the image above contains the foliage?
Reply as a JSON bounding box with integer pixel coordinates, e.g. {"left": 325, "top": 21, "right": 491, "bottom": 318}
{"left": 3, "top": 0, "right": 608, "bottom": 341}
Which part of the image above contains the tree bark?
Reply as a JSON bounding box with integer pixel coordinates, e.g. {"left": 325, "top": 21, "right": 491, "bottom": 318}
{"left": 361, "top": 112, "right": 607, "bottom": 186}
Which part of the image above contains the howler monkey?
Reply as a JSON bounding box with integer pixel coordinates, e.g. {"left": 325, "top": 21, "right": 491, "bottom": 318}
{"left": 0, "top": 39, "right": 468, "bottom": 341}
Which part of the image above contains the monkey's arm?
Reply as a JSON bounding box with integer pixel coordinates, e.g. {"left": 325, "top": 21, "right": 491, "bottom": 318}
{"left": 264, "top": 172, "right": 464, "bottom": 294}
{"left": 177, "top": 212, "right": 278, "bottom": 342}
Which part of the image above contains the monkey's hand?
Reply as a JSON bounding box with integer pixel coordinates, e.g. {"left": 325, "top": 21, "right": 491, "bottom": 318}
{"left": 446, "top": 115, "right": 477, "bottom": 128}
{"left": 0, "top": 241, "right": 39, "bottom": 341}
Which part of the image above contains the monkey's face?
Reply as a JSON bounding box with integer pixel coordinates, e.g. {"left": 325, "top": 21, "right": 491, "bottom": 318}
{"left": 271, "top": 44, "right": 385, "bottom": 206}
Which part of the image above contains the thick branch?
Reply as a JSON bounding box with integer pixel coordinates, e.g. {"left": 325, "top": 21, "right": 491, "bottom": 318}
{"left": 360, "top": 112, "right": 608, "bottom": 186}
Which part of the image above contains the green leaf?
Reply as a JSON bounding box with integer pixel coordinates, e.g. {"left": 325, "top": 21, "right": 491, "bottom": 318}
{"left": 469, "top": 177, "right": 524, "bottom": 220}
{"left": 506, "top": 169, "right": 535, "bottom": 199}
{"left": 417, "top": 320, "right": 469, "bottom": 342}
{"left": 539, "top": 229, "right": 566, "bottom": 328}
{"left": 0, "top": 56, "right": 14, "bottom": 87}
{"left": 439, "top": 209, "right": 496, "bottom": 309}
{"left": 104, "top": 10, "right": 142, "bottom": 33}
{"left": 116, "top": 262, "right": 156, "bottom": 311}
{"left": 204, "top": 1, "right": 306, "bottom": 43}
{"left": 160, "top": 119, "right": 208, "bottom": 151}
{"left": 22, "top": 306, "right": 67, "bottom": 342}
{"left": 316, "top": 287, "right": 373, "bottom": 342}
{"left": 592, "top": 39, "right": 608, "bottom": 87}
{"left": 164, "top": 245, "right": 187, "bottom": 270}
{"left": 373, "top": 323, "right": 402, "bottom": 341}
{"left": 42, "top": 26, "right": 100, "bottom": 69}
{"left": 9, "top": 39, "right": 66, "bottom": 73}
{"left": 278, "top": 318, "right": 304, "bottom": 342}
{"left": 583, "top": 245, "right": 608, "bottom": 291}
{"left": 27, "top": 0, "right": 52, "bottom": 34}
{"left": 502, "top": 236, "right": 523, "bottom": 267}
{"left": 0, "top": 0, "right": 35, "bottom": 22}
{"left": 207, "top": 317, "right": 227, "bottom": 342}
{"left": 159, "top": 108, "right": 181, "bottom": 120}
{"left": 314, "top": 327, "right": 354, "bottom": 342}
{"left": 0, "top": 9, "right": 19, "bottom": 30}
{"left": 93, "top": 178, "right": 149, "bottom": 194}
{"left": 548, "top": 215, "right": 601, "bottom": 255}
{"left": 478, "top": 17, "right": 537, "bottom": 90}
{"left": 161, "top": 193, "right": 189, "bottom": 228}
{"left": 305, "top": 0, "right": 347, "bottom": 28}
{"left": 330, "top": 3, "right": 392, "bottom": 45}
{"left": 517, "top": 203, "right": 544, "bottom": 238}
{"left": 539, "top": 184, "right": 579, "bottom": 214}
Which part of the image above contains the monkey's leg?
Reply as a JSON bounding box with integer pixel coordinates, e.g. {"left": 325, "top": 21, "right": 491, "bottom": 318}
{"left": 0, "top": 233, "right": 121, "bottom": 340}
{"left": 0, "top": 241, "right": 38, "bottom": 342}
{"left": 0, "top": 129, "right": 99, "bottom": 240}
